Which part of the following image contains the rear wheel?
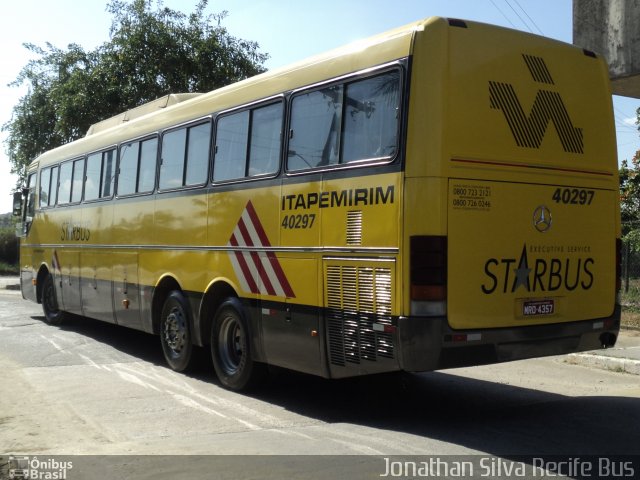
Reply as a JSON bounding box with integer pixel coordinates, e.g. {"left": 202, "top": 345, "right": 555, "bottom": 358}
{"left": 211, "top": 298, "right": 265, "bottom": 391}
{"left": 41, "top": 273, "right": 65, "bottom": 325}
{"left": 160, "top": 291, "right": 194, "bottom": 372}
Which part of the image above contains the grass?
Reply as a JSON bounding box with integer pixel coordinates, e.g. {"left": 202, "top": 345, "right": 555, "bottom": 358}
{"left": 620, "top": 278, "right": 640, "bottom": 329}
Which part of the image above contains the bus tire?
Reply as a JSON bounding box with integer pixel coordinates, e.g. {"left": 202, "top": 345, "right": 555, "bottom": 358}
{"left": 160, "top": 291, "right": 194, "bottom": 372}
{"left": 211, "top": 298, "right": 265, "bottom": 391}
{"left": 41, "top": 273, "right": 65, "bottom": 325}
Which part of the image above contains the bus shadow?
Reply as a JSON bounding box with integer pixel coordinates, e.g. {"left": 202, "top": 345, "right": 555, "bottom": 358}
{"left": 37, "top": 313, "right": 640, "bottom": 455}
{"left": 32, "top": 313, "right": 168, "bottom": 367}
{"left": 251, "top": 367, "right": 640, "bottom": 456}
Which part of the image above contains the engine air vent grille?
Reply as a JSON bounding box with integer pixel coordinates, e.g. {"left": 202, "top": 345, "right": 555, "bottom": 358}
{"left": 325, "top": 262, "right": 394, "bottom": 366}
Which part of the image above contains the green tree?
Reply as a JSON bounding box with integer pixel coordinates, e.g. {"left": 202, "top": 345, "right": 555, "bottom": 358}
{"left": 620, "top": 106, "right": 640, "bottom": 248}
{"left": 2, "top": 0, "right": 268, "bottom": 186}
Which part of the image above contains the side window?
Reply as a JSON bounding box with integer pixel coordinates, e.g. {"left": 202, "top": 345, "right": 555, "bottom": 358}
{"left": 117, "top": 138, "right": 157, "bottom": 196}
{"left": 214, "top": 111, "right": 249, "bottom": 182}
{"left": 58, "top": 161, "right": 73, "bottom": 205}
{"left": 71, "top": 158, "right": 85, "bottom": 203}
{"left": 85, "top": 148, "right": 117, "bottom": 201}
{"left": 49, "top": 166, "right": 59, "bottom": 206}
{"left": 138, "top": 138, "right": 158, "bottom": 193}
{"left": 159, "top": 129, "right": 186, "bottom": 190}
{"left": 118, "top": 142, "right": 140, "bottom": 196}
{"left": 213, "top": 102, "right": 282, "bottom": 182}
{"left": 185, "top": 123, "right": 211, "bottom": 186}
{"left": 287, "top": 69, "right": 400, "bottom": 171}
{"left": 39, "top": 167, "right": 52, "bottom": 208}
{"left": 160, "top": 122, "right": 210, "bottom": 190}
{"left": 248, "top": 103, "right": 282, "bottom": 176}
{"left": 85, "top": 153, "right": 102, "bottom": 201}
{"left": 343, "top": 71, "right": 400, "bottom": 162}
{"left": 288, "top": 86, "right": 342, "bottom": 170}
{"left": 26, "top": 173, "right": 36, "bottom": 219}
{"left": 101, "top": 149, "right": 116, "bottom": 197}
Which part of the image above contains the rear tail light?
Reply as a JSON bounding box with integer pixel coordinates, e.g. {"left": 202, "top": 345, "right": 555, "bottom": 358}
{"left": 410, "top": 235, "right": 447, "bottom": 316}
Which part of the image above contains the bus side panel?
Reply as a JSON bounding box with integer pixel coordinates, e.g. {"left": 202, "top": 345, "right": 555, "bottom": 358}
{"left": 112, "top": 253, "right": 142, "bottom": 329}
{"left": 20, "top": 250, "right": 37, "bottom": 302}
{"left": 80, "top": 252, "right": 115, "bottom": 323}
{"left": 58, "top": 249, "right": 82, "bottom": 314}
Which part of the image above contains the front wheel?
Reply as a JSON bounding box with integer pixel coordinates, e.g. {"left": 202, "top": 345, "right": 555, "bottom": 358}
{"left": 41, "top": 273, "right": 65, "bottom": 325}
{"left": 160, "top": 291, "right": 194, "bottom": 372}
{"left": 211, "top": 298, "right": 265, "bottom": 391}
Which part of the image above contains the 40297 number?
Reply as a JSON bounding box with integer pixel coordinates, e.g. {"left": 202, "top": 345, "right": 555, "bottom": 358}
{"left": 551, "top": 188, "right": 594, "bottom": 205}
{"left": 281, "top": 214, "right": 316, "bottom": 229}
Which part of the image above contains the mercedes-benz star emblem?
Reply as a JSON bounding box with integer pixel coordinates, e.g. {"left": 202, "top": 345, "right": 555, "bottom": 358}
{"left": 533, "top": 205, "right": 552, "bottom": 233}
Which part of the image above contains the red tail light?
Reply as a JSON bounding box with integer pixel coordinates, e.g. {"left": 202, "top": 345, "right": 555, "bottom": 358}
{"left": 410, "top": 236, "right": 447, "bottom": 316}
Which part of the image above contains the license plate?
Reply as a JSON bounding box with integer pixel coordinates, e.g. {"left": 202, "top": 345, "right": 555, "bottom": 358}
{"left": 523, "top": 299, "right": 555, "bottom": 317}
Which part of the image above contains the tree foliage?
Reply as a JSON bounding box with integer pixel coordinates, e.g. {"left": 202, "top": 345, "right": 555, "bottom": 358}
{"left": 619, "top": 106, "right": 640, "bottom": 247}
{"left": 2, "top": 0, "right": 268, "bottom": 186}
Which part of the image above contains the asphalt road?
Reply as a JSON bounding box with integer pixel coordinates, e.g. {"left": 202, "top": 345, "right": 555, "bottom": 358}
{"left": 1, "top": 288, "right": 639, "bottom": 478}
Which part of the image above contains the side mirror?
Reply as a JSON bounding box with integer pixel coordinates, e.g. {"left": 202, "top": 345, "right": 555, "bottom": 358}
{"left": 12, "top": 191, "right": 23, "bottom": 217}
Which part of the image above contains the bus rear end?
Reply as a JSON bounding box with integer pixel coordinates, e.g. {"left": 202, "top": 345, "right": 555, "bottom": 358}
{"left": 400, "top": 18, "right": 620, "bottom": 371}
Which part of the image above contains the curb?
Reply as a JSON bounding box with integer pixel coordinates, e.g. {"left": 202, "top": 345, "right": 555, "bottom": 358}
{"left": 566, "top": 352, "right": 640, "bottom": 375}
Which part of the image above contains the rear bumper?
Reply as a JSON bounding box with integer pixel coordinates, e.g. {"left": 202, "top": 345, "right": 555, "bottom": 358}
{"left": 397, "top": 305, "right": 621, "bottom": 372}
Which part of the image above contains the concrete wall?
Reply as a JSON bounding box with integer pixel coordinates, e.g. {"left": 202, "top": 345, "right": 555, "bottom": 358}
{"left": 573, "top": 0, "right": 640, "bottom": 98}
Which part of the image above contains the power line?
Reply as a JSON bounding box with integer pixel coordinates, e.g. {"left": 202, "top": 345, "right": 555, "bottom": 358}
{"left": 504, "top": 0, "right": 534, "bottom": 33}
{"left": 512, "top": 0, "right": 545, "bottom": 35}
{"left": 488, "top": 0, "right": 518, "bottom": 29}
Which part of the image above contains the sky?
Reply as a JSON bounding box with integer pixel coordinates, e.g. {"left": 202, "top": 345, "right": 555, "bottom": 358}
{"left": 1, "top": 0, "right": 638, "bottom": 213}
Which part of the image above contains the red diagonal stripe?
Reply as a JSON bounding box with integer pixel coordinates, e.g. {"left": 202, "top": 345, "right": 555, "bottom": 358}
{"left": 237, "top": 218, "right": 277, "bottom": 296}
{"left": 247, "top": 201, "right": 295, "bottom": 298}
{"left": 245, "top": 200, "right": 272, "bottom": 247}
{"left": 229, "top": 234, "right": 259, "bottom": 294}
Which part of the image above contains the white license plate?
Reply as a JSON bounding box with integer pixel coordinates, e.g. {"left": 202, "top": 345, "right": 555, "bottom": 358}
{"left": 523, "top": 299, "right": 555, "bottom": 317}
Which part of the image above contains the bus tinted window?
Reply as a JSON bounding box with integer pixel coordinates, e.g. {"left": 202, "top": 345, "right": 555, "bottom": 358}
{"left": 214, "top": 111, "right": 249, "bottom": 182}
{"left": 248, "top": 103, "right": 282, "bottom": 176}
{"left": 288, "top": 70, "right": 400, "bottom": 171}
{"left": 343, "top": 72, "right": 400, "bottom": 162}
{"left": 160, "top": 122, "right": 210, "bottom": 190}
{"left": 118, "top": 142, "right": 140, "bottom": 196}
{"left": 85, "top": 153, "right": 102, "bottom": 201}
{"left": 118, "top": 138, "right": 157, "bottom": 196}
{"left": 185, "top": 123, "right": 211, "bottom": 186}
{"left": 39, "top": 167, "right": 52, "bottom": 208}
{"left": 26, "top": 173, "right": 36, "bottom": 219}
{"left": 138, "top": 138, "right": 158, "bottom": 193}
{"left": 289, "top": 87, "right": 342, "bottom": 170}
{"left": 58, "top": 162, "right": 73, "bottom": 204}
{"left": 101, "top": 150, "right": 116, "bottom": 197}
{"left": 72, "top": 159, "right": 85, "bottom": 203}
{"left": 213, "top": 103, "right": 281, "bottom": 182}
{"left": 86, "top": 148, "right": 117, "bottom": 201}
{"left": 160, "top": 129, "right": 187, "bottom": 190}
{"left": 50, "top": 166, "right": 59, "bottom": 206}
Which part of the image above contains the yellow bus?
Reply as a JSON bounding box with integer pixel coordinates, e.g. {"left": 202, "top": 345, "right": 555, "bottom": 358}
{"left": 15, "top": 17, "right": 621, "bottom": 390}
